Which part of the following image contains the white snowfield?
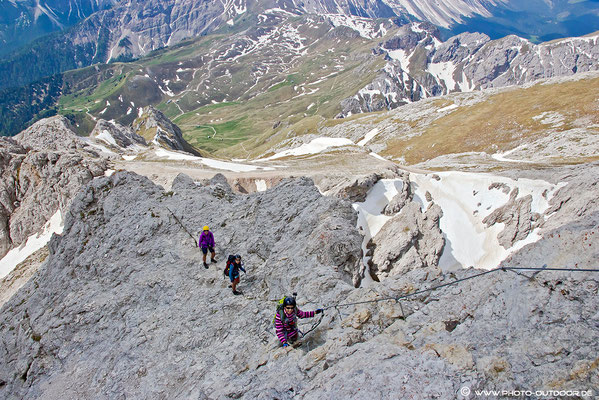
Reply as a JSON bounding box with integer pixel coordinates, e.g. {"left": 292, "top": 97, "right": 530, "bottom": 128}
{"left": 357, "top": 128, "right": 380, "bottom": 146}
{"left": 154, "top": 148, "right": 275, "bottom": 172}
{"left": 355, "top": 172, "right": 566, "bottom": 273}
{"left": 262, "top": 137, "right": 355, "bottom": 160}
{"left": 255, "top": 180, "right": 268, "bottom": 192}
{"left": 492, "top": 148, "right": 536, "bottom": 163}
{"left": 0, "top": 210, "right": 63, "bottom": 280}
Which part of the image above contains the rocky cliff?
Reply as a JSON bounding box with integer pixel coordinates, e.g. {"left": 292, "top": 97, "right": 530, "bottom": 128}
{"left": 0, "top": 0, "right": 117, "bottom": 56}
{"left": 132, "top": 107, "right": 201, "bottom": 156}
{"left": 0, "top": 116, "right": 108, "bottom": 259}
{"left": 90, "top": 119, "right": 148, "bottom": 153}
{"left": 0, "top": 164, "right": 597, "bottom": 398}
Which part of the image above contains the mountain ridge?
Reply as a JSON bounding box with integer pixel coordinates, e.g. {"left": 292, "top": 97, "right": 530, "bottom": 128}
{"left": 1, "top": 16, "right": 598, "bottom": 143}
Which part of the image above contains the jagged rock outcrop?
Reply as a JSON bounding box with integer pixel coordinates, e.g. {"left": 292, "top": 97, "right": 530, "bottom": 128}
{"left": 90, "top": 119, "right": 148, "bottom": 152}
{"left": 368, "top": 199, "right": 445, "bottom": 279}
{"left": 0, "top": 117, "right": 108, "bottom": 258}
{"left": 132, "top": 106, "right": 201, "bottom": 156}
{"left": 483, "top": 187, "right": 542, "bottom": 248}
{"left": 0, "top": 0, "right": 116, "bottom": 56}
{"left": 340, "top": 61, "right": 428, "bottom": 116}
{"left": 383, "top": 174, "right": 411, "bottom": 215}
{"left": 15, "top": 116, "right": 92, "bottom": 153}
{"left": 315, "top": 167, "right": 402, "bottom": 202}
{"left": 541, "top": 162, "right": 599, "bottom": 232}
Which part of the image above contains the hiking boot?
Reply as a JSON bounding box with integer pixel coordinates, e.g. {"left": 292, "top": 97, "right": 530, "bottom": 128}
{"left": 211, "top": 258, "right": 217, "bottom": 263}
{"left": 228, "top": 285, "right": 232, "bottom": 288}
{"left": 233, "top": 290, "right": 241, "bottom": 295}
{"left": 203, "top": 262, "right": 209, "bottom": 269}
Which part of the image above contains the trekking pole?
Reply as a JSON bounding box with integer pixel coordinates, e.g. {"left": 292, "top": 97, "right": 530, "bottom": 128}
{"left": 165, "top": 207, "right": 196, "bottom": 243}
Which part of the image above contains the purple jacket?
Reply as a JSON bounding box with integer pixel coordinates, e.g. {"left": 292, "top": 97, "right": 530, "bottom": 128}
{"left": 198, "top": 231, "right": 215, "bottom": 248}
{"left": 274, "top": 308, "right": 315, "bottom": 344}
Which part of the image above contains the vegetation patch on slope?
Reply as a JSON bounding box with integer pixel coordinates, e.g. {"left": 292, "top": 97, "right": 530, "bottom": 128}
{"left": 383, "top": 76, "right": 599, "bottom": 164}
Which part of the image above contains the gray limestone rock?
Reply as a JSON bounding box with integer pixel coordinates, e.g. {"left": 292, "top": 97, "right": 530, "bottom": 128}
{"left": 0, "top": 118, "right": 109, "bottom": 258}
{"left": 383, "top": 174, "right": 411, "bottom": 215}
{"left": 15, "top": 116, "right": 92, "bottom": 153}
{"left": 369, "top": 200, "right": 445, "bottom": 279}
{"left": 132, "top": 106, "right": 201, "bottom": 156}
{"left": 483, "top": 187, "right": 542, "bottom": 249}
{"left": 316, "top": 167, "right": 401, "bottom": 202}
{"left": 0, "top": 172, "right": 363, "bottom": 399}
{"left": 340, "top": 25, "right": 599, "bottom": 117}
{"left": 90, "top": 119, "right": 147, "bottom": 151}
{"left": 0, "top": 166, "right": 597, "bottom": 399}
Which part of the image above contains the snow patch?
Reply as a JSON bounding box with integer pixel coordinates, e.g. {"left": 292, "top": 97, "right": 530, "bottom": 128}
{"left": 428, "top": 61, "right": 457, "bottom": 91}
{"left": 437, "top": 104, "right": 459, "bottom": 113}
{"left": 262, "top": 137, "right": 355, "bottom": 160}
{"left": 154, "top": 149, "right": 275, "bottom": 172}
{"left": 354, "top": 171, "right": 565, "bottom": 276}
{"left": 0, "top": 210, "right": 63, "bottom": 280}
{"left": 326, "top": 14, "right": 382, "bottom": 39}
{"left": 357, "top": 128, "right": 379, "bottom": 146}
{"left": 492, "top": 148, "right": 536, "bottom": 163}
{"left": 532, "top": 111, "right": 565, "bottom": 127}
{"left": 386, "top": 48, "right": 412, "bottom": 70}
{"left": 96, "top": 130, "right": 117, "bottom": 146}
{"left": 255, "top": 180, "right": 267, "bottom": 192}
{"left": 409, "top": 171, "right": 564, "bottom": 271}
{"left": 369, "top": 152, "right": 387, "bottom": 161}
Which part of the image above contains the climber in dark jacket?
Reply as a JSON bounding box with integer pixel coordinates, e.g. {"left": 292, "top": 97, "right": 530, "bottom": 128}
{"left": 228, "top": 255, "right": 245, "bottom": 295}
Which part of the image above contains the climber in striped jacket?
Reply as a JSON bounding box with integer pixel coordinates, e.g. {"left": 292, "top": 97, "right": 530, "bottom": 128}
{"left": 275, "top": 296, "right": 322, "bottom": 347}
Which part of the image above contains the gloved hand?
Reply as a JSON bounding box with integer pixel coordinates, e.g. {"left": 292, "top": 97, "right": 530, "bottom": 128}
{"left": 283, "top": 343, "right": 289, "bottom": 347}
{"left": 315, "top": 309, "right": 323, "bottom": 314}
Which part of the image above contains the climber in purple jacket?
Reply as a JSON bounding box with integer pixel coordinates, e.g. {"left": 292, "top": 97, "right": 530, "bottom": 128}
{"left": 198, "top": 225, "right": 216, "bottom": 268}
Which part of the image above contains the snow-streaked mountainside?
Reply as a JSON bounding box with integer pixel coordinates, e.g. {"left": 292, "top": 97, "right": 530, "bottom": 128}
{"left": 384, "top": 0, "right": 508, "bottom": 28}
{"left": 3, "top": 6, "right": 598, "bottom": 145}
{"left": 60, "top": 0, "right": 514, "bottom": 62}
{"left": 341, "top": 24, "right": 599, "bottom": 116}
{"left": 0, "top": 0, "right": 117, "bottom": 55}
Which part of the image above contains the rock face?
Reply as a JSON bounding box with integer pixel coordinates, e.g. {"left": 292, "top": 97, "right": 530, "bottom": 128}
{"left": 17, "top": 0, "right": 503, "bottom": 63}
{"left": 132, "top": 106, "right": 201, "bottom": 156}
{"left": 315, "top": 167, "right": 401, "bottom": 203}
{"left": 15, "top": 116, "right": 90, "bottom": 152}
{"left": 0, "top": 171, "right": 362, "bottom": 399}
{"left": 0, "top": 0, "right": 117, "bottom": 56}
{"left": 1, "top": 169, "right": 597, "bottom": 399}
{"left": 0, "top": 117, "right": 108, "bottom": 258}
{"left": 90, "top": 119, "right": 147, "bottom": 152}
{"left": 483, "top": 187, "right": 542, "bottom": 249}
{"left": 368, "top": 181, "right": 445, "bottom": 280}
